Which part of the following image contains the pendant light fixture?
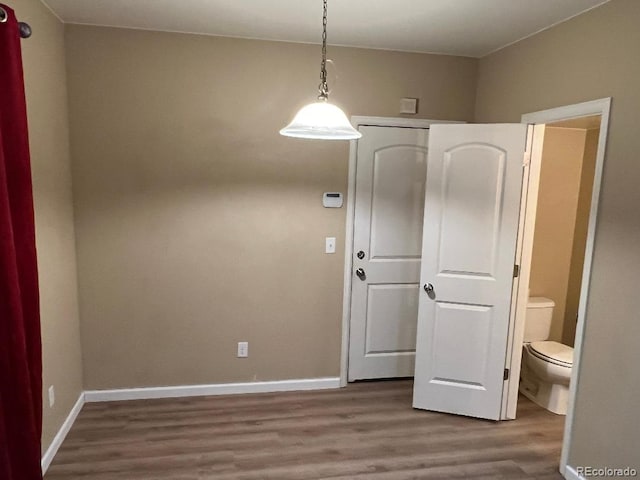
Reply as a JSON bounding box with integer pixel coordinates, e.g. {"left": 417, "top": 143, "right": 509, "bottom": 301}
{"left": 280, "top": 0, "right": 361, "bottom": 140}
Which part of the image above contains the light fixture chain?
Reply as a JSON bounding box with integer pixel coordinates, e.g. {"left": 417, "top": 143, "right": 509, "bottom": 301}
{"left": 318, "top": 0, "right": 329, "bottom": 100}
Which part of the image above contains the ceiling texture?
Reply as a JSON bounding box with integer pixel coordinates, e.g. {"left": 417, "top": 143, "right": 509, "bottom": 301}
{"left": 43, "top": 0, "right": 609, "bottom": 57}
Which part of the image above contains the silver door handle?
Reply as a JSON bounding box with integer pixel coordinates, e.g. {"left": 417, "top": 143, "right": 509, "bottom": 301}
{"left": 356, "top": 268, "right": 366, "bottom": 280}
{"left": 423, "top": 283, "right": 434, "bottom": 293}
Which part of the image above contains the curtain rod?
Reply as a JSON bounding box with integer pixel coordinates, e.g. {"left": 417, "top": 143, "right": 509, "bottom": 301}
{"left": 0, "top": 6, "right": 32, "bottom": 38}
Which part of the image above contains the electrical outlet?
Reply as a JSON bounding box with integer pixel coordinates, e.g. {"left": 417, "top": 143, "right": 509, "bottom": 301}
{"left": 48, "top": 386, "right": 55, "bottom": 408}
{"left": 237, "top": 341, "right": 249, "bottom": 358}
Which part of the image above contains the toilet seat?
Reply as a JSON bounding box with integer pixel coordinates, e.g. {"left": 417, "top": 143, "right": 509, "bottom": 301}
{"left": 528, "top": 341, "right": 573, "bottom": 367}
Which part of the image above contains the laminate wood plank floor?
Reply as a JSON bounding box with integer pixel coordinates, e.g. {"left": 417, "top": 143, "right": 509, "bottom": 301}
{"left": 45, "top": 380, "right": 565, "bottom": 479}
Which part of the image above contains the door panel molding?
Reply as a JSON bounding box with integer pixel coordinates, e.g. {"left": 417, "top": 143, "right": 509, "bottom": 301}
{"left": 437, "top": 144, "right": 507, "bottom": 278}
{"left": 370, "top": 145, "right": 428, "bottom": 260}
{"left": 364, "top": 283, "right": 419, "bottom": 356}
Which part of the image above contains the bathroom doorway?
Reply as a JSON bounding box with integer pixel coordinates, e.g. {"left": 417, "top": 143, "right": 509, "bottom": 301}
{"left": 503, "top": 98, "right": 611, "bottom": 478}
{"left": 529, "top": 115, "right": 601, "bottom": 347}
{"left": 520, "top": 115, "right": 601, "bottom": 412}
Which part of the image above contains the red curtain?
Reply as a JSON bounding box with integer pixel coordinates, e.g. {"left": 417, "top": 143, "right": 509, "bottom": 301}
{"left": 0, "top": 4, "right": 43, "bottom": 480}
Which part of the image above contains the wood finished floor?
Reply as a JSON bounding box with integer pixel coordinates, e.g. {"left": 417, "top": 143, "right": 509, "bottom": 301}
{"left": 45, "top": 380, "right": 565, "bottom": 479}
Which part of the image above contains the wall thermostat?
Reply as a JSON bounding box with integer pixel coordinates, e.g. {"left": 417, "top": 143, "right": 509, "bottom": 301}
{"left": 323, "top": 192, "right": 343, "bottom": 208}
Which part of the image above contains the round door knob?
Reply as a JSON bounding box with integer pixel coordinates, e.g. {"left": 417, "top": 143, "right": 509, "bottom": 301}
{"left": 423, "top": 283, "right": 434, "bottom": 293}
{"left": 356, "top": 268, "right": 366, "bottom": 280}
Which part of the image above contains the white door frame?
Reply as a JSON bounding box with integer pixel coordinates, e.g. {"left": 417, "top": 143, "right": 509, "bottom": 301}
{"left": 340, "top": 116, "right": 463, "bottom": 387}
{"left": 500, "top": 123, "right": 542, "bottom": 419}
{"left": 507, "top": 98, "right": 611, "bottom": 477}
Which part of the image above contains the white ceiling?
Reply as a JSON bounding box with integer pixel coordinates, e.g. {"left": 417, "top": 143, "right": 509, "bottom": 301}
{"left": 42, "top": 0, "right": 609, "bottom": 57}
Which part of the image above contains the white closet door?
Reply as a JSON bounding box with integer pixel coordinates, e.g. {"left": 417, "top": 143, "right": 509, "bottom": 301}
{"left": 413, "top": 124, "right": 528, "bottom": 420}
{"left": 348, "top": 126, "right": 429, "bottom": 381}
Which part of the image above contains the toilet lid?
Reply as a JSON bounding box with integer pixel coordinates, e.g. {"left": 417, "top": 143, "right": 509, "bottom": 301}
{"left": 529, "top": 341, "right": 574, "bottom": 366}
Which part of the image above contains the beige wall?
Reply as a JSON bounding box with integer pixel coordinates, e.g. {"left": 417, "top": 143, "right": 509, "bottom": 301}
{"left": 10, "top": 0, "right": 638, "bottom": 471}
{"left": 563, "top": 128, "right": 599, "bottom": 346}
{"left": 530, "top": 127, "right": 587, "bottom": 343}
{"left": 476, "top": 0, "right": 639, "bottom": 470}
{"left": 14, "top": 0, "right": 84, "bottom": 452}
{"left": 64, "top": 25, "right": 477, "bottom": 390}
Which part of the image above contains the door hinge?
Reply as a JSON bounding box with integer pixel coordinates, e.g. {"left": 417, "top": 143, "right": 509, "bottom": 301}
{"left": 504, "top": 368, "right": 510, "bottom": 381}
{"left": 513, "top": 264, "right": 520, "bottom": 278}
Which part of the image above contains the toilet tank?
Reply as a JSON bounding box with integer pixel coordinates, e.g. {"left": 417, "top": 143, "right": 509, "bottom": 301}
{"left": 523, "top": 297, "right": 555, "bottom": 342}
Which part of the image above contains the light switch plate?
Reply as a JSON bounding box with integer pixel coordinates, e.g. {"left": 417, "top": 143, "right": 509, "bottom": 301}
{"left": 325, "top": 237, "right": 336, "bottom": 254}
{"left": 237, "top": 341, "right": 248, "bottom": 358}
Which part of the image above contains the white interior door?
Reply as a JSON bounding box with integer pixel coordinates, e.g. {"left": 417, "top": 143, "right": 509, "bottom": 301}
{"left": 348, "top": 125, "right": 429, "bottom": 381}
{"left": 412, "top": 124, "right": 528, "bottom": 420}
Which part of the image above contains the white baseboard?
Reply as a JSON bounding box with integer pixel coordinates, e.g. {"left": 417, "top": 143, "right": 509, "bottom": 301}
{"left": 40, "top": 378, "right": 339, "bottom": 472}
{"left": 84, "top": 377, "right": 341, "bottom": 402}
{"left": 564, "top": 465, "right": 586, "bottom": 480}
{"left": 41, "top": 392, "right": 85, "bottom": 475}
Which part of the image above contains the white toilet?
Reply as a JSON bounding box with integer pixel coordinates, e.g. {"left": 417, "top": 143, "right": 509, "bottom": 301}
{"left": 519, "top": 297, "right": 574, "bottom": 415}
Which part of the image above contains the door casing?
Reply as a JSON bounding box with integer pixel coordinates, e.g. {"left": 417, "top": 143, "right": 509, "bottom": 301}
{"left": 340, "top": 116, "right": 463, "bottom": 386}
{"left": 506, "top": 99, "right": 611, "bottom": 478}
